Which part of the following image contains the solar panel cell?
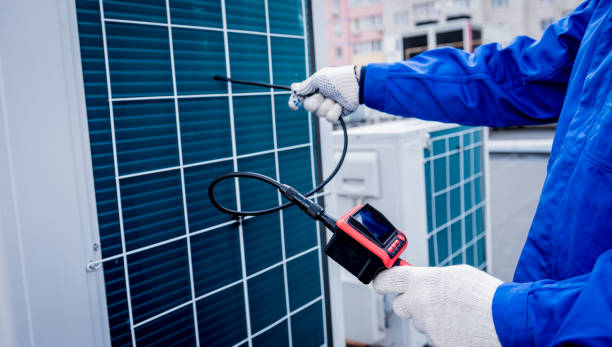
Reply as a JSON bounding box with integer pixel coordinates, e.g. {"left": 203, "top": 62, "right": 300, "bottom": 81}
{"left": 287, "top": 251, "right": 321, "bottom": 310}
{"left": 135, "top": 305, "right": 197, "bottom": 346}
{"left": 225, "top": 0, "right": 267, "bottom": 32}
{"left": 252, "top": 320, "right": 289, "bottom": 347}
{"left": 248, "top": 266, "right": 287, "bottom": 332}
{"left": 196, "top": 283, "right": 248, "bottom": 347}
{"left": 103, "top": 0, "right": 167, "bottom": 24}
{"left": 128, "top": 239, "right": 191, "bottom": 323}
{"left": 120, "top": 170, "right": 186, "bottom": 250}
{"left": 173, "top": 28, "right": 227, "bottom": 95}
{"left": 282, "top": 205, "right": 318, "bottom": 258}
{"left": 243, "top": 213, "right": 283, "bottom": 275}
{"left": 184, "top": 160, "right": 236, "bottom": 231}
{"left": 113, "top": 99, "right": 179, "bottom": 175}
{"left": 169, "top": 0, "right": 223, "bottom": 28}
{"left": 191, "top": 225, "right": 242, "bottom": 296}
{"left": 268, "top": 0, "right": 305, "bottom": 35}
{"left": 178, "top": 97, "right": 233, "bottom": 164}
{"left": 106, "top": 22, "right": 173, "bottom": 98}
{"left": 291, "top": 302, "right": 325, "bottom": 347}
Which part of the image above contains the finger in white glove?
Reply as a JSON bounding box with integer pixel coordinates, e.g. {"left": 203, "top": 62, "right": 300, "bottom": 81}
{"left": 316, "top": 98, "right": 336, "bottom": 118}
{"left": 373, "top": 265, "right": 503, "bottom": 347}
{"left": 303, "top": 93, "right": 324, "bottom": 113}
{"left": 288, "top": 92, "right": 303, "bottom": 111}
{"left": 326, "top": 103, "right": 342, "bottom": 122}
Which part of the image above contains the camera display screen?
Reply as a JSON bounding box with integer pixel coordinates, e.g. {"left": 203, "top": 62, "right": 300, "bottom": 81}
{"left": 350, "top": 204, "right": 396, "bottom": 245}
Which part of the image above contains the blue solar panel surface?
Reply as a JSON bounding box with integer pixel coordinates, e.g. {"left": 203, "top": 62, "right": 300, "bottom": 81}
{"left": 75, "top": 0, "right": 327, "bottom": 345}
{"left": 424, "top": 127, "right": 487, "bottom": 269}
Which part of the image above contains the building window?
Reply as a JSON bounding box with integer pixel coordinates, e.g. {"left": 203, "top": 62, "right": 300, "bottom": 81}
{"left": 394, "top": 11, "right": 410, "bottom": 25}
{"left": 336, "top": 47, "right": 343, "bottom": 58}
{"left": 349, "top": 0, "right": 380, "bottom": 7}
{"left": 414, "top": 2, "right": 439, "bottom": 21}
{"left": 540, "top": 18, "right": 554, "bottom": 31}
{"left": 490, "top": 0, "right": 508, "bottom": 9}
{"left": 451, "top": 0, "right": 471, "bottom": 9}
{"left": 334, "top": 23, "right": 342, "bottom": 37}
{"left": 332, "top": 0, "right": 340, "bottom": 15}
{"left": 351, "top": 15, "right": 383, "bottom": 34}
{"left": 353, "top": 40, "right": 382, "bottom": 55}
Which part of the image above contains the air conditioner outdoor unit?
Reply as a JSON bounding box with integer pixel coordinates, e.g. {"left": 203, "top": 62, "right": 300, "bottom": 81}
{"left": 328, "top": 117, "right": 492, "bottom": 346}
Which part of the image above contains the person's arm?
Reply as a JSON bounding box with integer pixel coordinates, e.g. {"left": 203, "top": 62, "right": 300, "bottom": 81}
{"left": 362, "top": 0, "right": 594, "bottom": 127}
{"left": 373, "top": 250, "right": 612, "bottom": 347}
{"left": 291, "top": 0, "right": 595, "bottom": 126}
{"left": 493, "top": 249, "right": 612, "bottom": 346}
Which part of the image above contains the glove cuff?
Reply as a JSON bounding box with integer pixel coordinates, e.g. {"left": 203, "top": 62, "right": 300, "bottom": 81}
{"left": 333, "top": 65, "right": 359, "bottom": 113}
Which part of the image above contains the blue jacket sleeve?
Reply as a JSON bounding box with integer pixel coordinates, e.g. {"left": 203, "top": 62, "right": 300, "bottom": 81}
{"left": 492, "top": 249, "right": 612, "bottom": 346}
{"left": 362, "top": 0, "right": 595, "bottom": 127}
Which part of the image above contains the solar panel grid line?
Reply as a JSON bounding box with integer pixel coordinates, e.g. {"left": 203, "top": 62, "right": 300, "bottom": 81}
{"left": 102, "top": 16, "right": 305, "bottom": 40}
{"left": 110, "top": 90, "right": 292, "bottom": 103}
{"left": 459, "top": 133, "right": 467, "bottom": 264}
{"left": 427, "top": 128, "right": 481, "bottom": 142}
{"left": 424, "top": 141, "right": 482, "bottom": 162}
{"left": 432, "top": 172, "right": 482, "bottom": 197}
{"left": 219, "top": 0, "right": 253, "bottom": 345}
{"left": 247, "top": 296, "right": 323, "bottom": 342}
{"left": 163, "top": 0, "right": 200, "bottom": 344}
{"left": 427, "top": 200, "right": 486, "bottom": 237}
{"left": 87, "top": 188, "right": 332, "bottom": 270}
{"left": 428, "top": 144, "right": 439, "bottom": 266}
{"left": 263, "top": 0, "right": 294, "bottom": 344}
{"left": 445, "top": 137, "right": 453, "bottom": 267}
{"left": 130, "top": 244, "right": 320, "bottom": 332}
{"left": 132, "top": 296, "right": 193, "bottom": 329}
{"left": 97, "top": 0, "right": 137, "bottom": 345}
{"left": 437, "top": 233, "right": 485, "bottom": 267}
{"left": 470, "top": 132, "right": 478, "bottom": 266}
{"left": 117, "top": 142, "right": 311, "bottom": 180}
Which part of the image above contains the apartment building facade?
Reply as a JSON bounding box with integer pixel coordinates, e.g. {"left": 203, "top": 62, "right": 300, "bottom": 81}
{"left": 327, "top": 0, "right": 582, "bottom": 66}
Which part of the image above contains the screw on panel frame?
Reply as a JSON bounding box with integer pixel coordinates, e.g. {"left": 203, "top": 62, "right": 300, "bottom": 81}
{"left": 86, "top": 260, "right": 102, "bottom": 272}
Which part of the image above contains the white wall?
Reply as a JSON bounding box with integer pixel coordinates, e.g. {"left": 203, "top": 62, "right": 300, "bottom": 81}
{"left": 0, "top": 1, "right": 109, "bottom": 346}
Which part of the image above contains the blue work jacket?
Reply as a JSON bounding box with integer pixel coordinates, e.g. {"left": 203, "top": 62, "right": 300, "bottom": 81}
{"left": 361, "top": 0, "right": 612, "bottom": 345}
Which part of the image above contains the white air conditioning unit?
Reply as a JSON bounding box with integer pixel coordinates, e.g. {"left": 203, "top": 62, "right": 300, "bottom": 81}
{"left": 327, "top": 118, "right": 492, "bottom": 346}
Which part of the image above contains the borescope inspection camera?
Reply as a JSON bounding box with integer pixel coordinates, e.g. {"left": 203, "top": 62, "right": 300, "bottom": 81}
{"left": 209, "top": 76, "right": 410, "bottom": 284}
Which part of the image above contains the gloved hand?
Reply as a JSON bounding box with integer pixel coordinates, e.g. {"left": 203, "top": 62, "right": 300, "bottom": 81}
{"left": 288, "top": 65, "right": 360, "bottom": 122}
{"left": 373, "top": 265, "right": 503, "bottom": 347}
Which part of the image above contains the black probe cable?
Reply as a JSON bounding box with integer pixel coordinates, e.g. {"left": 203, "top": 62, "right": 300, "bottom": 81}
{"left": 208, "top": 75, "right": 348, "bottom": 217}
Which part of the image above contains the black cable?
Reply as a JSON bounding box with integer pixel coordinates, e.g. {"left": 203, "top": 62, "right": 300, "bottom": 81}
{"left": 208, "top": 116, "right": 348, "bottom": 217}
{"left": 214, "top": 75, "right": 292, "bottom": 91}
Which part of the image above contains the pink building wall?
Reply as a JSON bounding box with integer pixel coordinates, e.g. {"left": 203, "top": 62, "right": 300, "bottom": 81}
{"left": 326, "top": 0, "right": 384, "bottom": 66}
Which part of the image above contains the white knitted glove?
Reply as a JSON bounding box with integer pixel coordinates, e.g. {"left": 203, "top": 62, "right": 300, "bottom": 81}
{"left": 288, "top": 65, "right": 359, "bottom": 122}
{"left": 373, "top": 265, "right": 503, "bottom": 347}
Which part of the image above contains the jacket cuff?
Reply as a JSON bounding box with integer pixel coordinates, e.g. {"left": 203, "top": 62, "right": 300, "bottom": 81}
{"left": 362, "top": 63, "right": 389, "bottom": 111}
{"left": 492, "top": 282, "right": 532, "bottom": 347}
{"left": 358, "top": 65, "right": 366, "bottom": 104}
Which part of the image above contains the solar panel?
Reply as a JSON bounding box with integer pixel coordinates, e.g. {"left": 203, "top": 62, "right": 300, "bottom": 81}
{"left": 75, "top": 0, "right": 327, "bottom": 345}
{"left": 424, "top": 127, "right": 487, "bottom": 269}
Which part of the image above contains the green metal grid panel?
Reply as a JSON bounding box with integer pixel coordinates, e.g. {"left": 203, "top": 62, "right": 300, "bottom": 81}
{"left": 424, "top": 126, "right": 487, "bottom": 270}
{"left": 75, "top": 0, "right": 326, "bottom": 346}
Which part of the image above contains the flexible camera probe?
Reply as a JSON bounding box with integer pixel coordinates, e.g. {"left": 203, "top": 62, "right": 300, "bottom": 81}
{"left": 209, "top": 76, "right": 409, "bottom": 284}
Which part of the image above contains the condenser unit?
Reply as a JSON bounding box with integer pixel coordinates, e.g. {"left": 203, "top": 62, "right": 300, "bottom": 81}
{"left": 327, "top": 118, "right": 492, "bottom": 346}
